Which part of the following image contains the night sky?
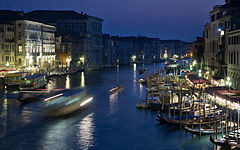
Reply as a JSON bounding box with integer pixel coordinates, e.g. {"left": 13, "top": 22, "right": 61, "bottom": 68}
{"left": 1, "top": 0, "right": 224, "bottom": 42}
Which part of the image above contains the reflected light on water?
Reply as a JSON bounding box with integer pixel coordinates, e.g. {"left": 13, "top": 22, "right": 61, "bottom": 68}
{"left": 46, "top": 79, "right": 56, "bottom": 89}
{"left": 42, "top": 120, "right": 69, "bottom": 150}
{"left": 133, "top": 63, "right": 137, "bottom": 93}
{"left": 21, "top": 108, "right": 33, "bottom": 124}
{"left": 81, "top": 72, "right": 85, "bottom": 88}
{"left": 0, "top": 98, "right": 7, "bottom": 137}
{"left": 77, "top": 113, "right": 95, "bottom": 150}
{"left": 109, "top": 92, "right": 118, "bottom": 115}
{"left": 139, "top": 84, "right": 143, "bottom": 97}
{"left": 65, "top": 75, "right": 70, "bottom": 89}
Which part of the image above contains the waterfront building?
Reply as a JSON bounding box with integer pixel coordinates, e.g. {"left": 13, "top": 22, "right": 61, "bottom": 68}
{"left": 25, "top": 10, "right": 104, "bottom": 69}
{"left": 55, "top": 35, "right": 72, "bottom": 69}
{"left": 0, "top": 10, "right": 56, "bottom": 71}
{"left": 0, "top": 23, "right": 15, "bottom": 68}
{"left": 15, "top": 20, "right": 56, "bottom": 71}
{"left": 192, "top": 37, "right": 204, "bottom": 67}
{"left": 102, "top": 34, "right": 116, "bottom": 66}
{"left": 227, "top": 29, "right": 240, "bottom": 89}
{"left": 204, "top": 0, "right": 240, "bottom": 78}
{"left": 159, "top": 40, "right": 188, "bottom": 58}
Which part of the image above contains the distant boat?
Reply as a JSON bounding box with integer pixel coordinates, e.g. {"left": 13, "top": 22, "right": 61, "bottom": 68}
{"left": 109, "top": 86, "right": 124, "bottom": 94}
{"left": 138, "top": 78, "right": 146, "bottom": 85}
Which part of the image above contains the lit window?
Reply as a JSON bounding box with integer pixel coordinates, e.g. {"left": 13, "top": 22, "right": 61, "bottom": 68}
{"left": 18, "top": 44, "right": 23, "bottom": 53}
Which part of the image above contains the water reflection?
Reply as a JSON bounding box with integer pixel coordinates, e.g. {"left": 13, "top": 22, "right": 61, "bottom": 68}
{"left": 21, "top": 107, "right": 33, "bottom": 124}
{"left": 77, "top": 113, "right": 95, "bottom": 150}
{"left": 139, "top": 84, "right": 143, "bottom": 97}
{"left": 133, "top": 63, "right": 137, "bottom": 93}
{"left": 42, "top": 120, "right": 69, "bottom": 150}
{"left": 109, "top": 92, "right": 118, "bottom": 115}
{"left": 0, "top": 98, "right": 7, "bottom": 137}
{"left": 65, "top": 75, "right": 70, "bottom": 89}
{"left": 133, "top": 63, "right": 136, "bottom": 83}
{"left": 47, "top": 79, "right": 56, "bottom": 89}
{"left": 81, "top": 72, "right": 85, "bottom": 88}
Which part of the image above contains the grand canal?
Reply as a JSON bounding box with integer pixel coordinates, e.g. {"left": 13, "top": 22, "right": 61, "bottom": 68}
{"left": 0, "top": 64, "right": 216, "bottom": 150}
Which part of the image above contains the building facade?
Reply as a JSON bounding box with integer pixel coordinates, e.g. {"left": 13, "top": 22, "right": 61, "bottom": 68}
{"left": 0, "top": 24, "right": 15, "bottom": 68}
{"left": 15, "top": 20, "right": 56, "bottom": 71}
{"left": 227, "top": 29, "right": 240, "bottom": 89}
{"left": 192, "top": 37, "right": 204, "bottom": 66}
{"left": 25, "top": 10, "right": 103, "bottom": 69}
{"left": 204, "top": 0, "right": 240, "bottom": 78}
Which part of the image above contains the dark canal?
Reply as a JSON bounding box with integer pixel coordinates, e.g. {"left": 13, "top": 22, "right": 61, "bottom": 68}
{"left": 0, "top": 63, "right": 216, "bottom": 150}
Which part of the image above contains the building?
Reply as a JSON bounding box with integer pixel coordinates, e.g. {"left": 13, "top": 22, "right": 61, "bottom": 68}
{"left": 0, "top": 10, "right": 56, "bottom": 71}
{"left": 0, "top": 23, "right": 15, "bottom": 68}
{"left": 102, "top": 34, "right": 116, "bottom": 66}
{"left": 55, "top": 35, "right": 72, "bottom": 69}
{"left": 15, "top": 20, "right": 56, "bottom": 71}
{"left": 25, "top": 10, "right": 104, "bottom": 69}
{"left": 204, "top": 0, "right": 240, "bottom": 78}
{"left": 192, "top": 37, "right": 204, "bottom": 66}
{"left": 227, "top": 29, "right": 240, "bottom": 89}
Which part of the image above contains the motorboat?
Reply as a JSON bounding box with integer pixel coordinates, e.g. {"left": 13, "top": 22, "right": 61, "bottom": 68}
{"left": 44, "top": 88, "right": 93, "bottom": 117}
{"left": 109, "top": 86, "right": 124, "bottom": 94}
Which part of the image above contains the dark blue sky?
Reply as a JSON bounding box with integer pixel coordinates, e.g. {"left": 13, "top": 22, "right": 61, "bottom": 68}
{"left": 2, "top": 0, "right": 224, "bottom": 42}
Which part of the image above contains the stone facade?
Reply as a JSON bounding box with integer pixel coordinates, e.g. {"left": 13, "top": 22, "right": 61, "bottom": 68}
{"left": 15, "top": 20, "right": 56, "bottom": 71}
{"left": 0, "top": 24, "right": 15, "bottom": 68}
{"left": 204, "top": 0, "right": 240, "bottom": 77}
{"left": 227, "top": 29, "right": 240, "bottom": 89}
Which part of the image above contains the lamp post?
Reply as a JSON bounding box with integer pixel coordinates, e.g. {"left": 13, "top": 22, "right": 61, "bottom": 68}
{"left": 226, "top": 77, "right": 232, "bottom": 92}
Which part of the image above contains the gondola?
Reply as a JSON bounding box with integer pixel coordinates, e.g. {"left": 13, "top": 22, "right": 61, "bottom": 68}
{"left": 209, "top": 135, "right": 226, "bottom": 147}
{"left": 183, "top": 125, "right": 223, "bottom": 135}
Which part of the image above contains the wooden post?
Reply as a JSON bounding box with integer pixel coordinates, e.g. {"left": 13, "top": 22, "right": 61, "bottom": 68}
{"left": 179, "top": 92, "right": 182, "bottom": 128}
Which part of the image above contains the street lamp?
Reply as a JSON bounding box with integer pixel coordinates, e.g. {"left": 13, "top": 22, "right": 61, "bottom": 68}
{"left": 226, "top": 77, "right": 232, "bottom": 92}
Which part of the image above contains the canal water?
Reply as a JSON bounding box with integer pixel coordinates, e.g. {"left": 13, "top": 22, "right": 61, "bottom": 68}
{"left": 0, "top": 63, "right": 216, "bottom": 150}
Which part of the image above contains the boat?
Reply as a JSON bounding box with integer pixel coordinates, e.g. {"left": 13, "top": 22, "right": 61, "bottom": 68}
{"left": 209, "top": 135, "right": 226, "bottom": 147}
{"left": 44, "top": 88, "right": 93, "bottom": 117}
{"left": 17, "top": 90, "right": 51, "bottom": 104}
{"left": 183, "top": 125, "right": 223, "bottom": 135}
{"left": 5, "top": 72, "right": 31, "bottom": 88}
{"left": 19, "top": 74, "right": 46, "bottom": 90}
{"left": 138, "top": 78, "right": 146, "bottom": 85}
{"left": 109, "top": 86, "right": 124, "bottom": 94}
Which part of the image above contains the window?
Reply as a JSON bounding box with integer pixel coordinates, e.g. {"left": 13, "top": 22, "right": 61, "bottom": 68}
{"left": 18, "top": 23, "right": 22, "bottom": 28}
{"left": 5, "top": 56, "right": 9, "bottom": 62}
{"left": 18, "top": 32, "right": 22, "bottom": 40}
{"left": 18, "top": 44, "right": 23, "bottom": 53}
{"left": 211, "top": 15, "right": 215, "bottom": 22}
